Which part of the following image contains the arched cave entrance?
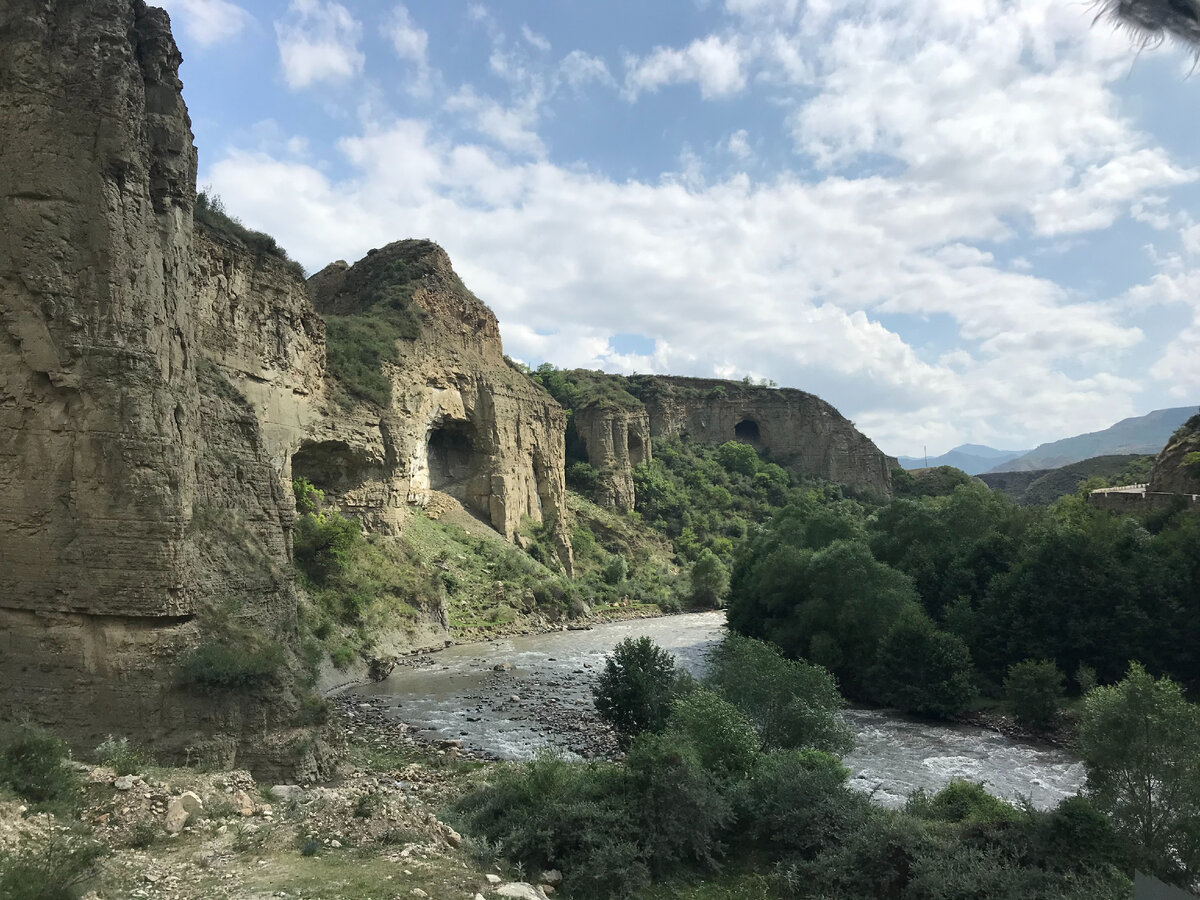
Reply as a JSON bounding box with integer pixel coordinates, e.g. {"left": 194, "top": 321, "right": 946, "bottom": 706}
{"left": 628, "top": 432, "right": 647, "bottom": 466}
{"left": 291, "top": 440, "right": 372, "bottom": 493}
{"left": 734, "top": 419, "right": 761, "bottom": 443}
{"left": 427, "top": 421, "right": 476, "bottom": 496}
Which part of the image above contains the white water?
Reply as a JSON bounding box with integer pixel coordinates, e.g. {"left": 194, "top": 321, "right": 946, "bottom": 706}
{"left": 348, "top": 612, "right": 1084, "bottom": 809}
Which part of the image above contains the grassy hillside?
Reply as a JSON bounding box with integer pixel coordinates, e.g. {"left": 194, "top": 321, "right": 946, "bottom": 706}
{"left": 978, "top": 455, "right": 1153, "bottom": 505}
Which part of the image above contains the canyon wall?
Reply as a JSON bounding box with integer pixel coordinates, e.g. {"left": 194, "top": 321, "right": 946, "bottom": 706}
{"left": 0, "top": 0, "right": 324, "bottom": 777}
{"left": 569, "top": 375, "right": 893, "bottom": 506}
{"left": 1149, "top": 413, "right": 1200, "bottom": 496}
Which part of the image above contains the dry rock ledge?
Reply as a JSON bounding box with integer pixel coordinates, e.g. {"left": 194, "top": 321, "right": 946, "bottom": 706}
{"left": 0, "top": 0, "right": 894, "bottom": 775}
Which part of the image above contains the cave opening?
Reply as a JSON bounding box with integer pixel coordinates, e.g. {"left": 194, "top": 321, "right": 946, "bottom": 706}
{"left": 291, "top": 440, "right": 371, "bottom": 493}
{"left": 427, "top": 421, "right": 476, "bottom": 495}
{"left": 734, "top": 419, "right": 761, "bottom": 443}
{"left": 628, "top": 432, "right": 647, "bottom": 466}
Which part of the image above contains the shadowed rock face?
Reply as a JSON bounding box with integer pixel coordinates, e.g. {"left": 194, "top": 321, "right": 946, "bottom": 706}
{"left": 0, "top": 0, "right": 325, "bottom": 778}
{"left": 1149, "top": 414, "right": 1200, "bottom": 495}
{"left": 306, "top": 240, "right": 575, "bottom": 571}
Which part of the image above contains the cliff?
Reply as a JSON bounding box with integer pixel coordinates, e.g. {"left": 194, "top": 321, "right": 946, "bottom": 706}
{"left": 552, "top": 372, "right": 892, "bottom": 507}
{"left": 1149, "top": 413, "right": 1200, "bottom": 495}
{"left": 304, "top": 240, "right": 574, "bottom": 570}
{"left": 0, "top": 0, "right": 327, "bottom": 777}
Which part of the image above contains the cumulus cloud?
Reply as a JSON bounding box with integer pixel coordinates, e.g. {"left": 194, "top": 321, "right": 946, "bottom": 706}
{"left": 624, "top": 35, "right": 746, "bottom": 99}
{"left": 157, "top": 0, "right": 252, "bottom": 47}
{"left": 275, "top": 0, "right": 364, "bottom": 90}
{"left": 197, "top": 0, "right": 1197, "bottom": 453}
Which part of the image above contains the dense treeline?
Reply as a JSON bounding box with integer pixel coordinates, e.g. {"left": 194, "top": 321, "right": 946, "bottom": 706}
{"left": 729, "top": 477, "right": 1200, "bottom": 717}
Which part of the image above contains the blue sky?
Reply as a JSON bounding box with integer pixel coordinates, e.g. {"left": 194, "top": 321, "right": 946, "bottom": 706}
{"left": 159, "top": 0, "right": 1200, "bottom": 456}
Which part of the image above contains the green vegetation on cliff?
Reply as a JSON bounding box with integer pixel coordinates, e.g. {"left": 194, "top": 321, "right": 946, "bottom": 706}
{"left": 194, "top": 191, "right": 306, "bottom": 282}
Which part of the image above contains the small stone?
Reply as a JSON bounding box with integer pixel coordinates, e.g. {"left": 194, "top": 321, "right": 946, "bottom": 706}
{"left": 509, "top": 695, "right": 521, "bottom": 702}
{"left": 442, "top": 826, "right": 462, "bottom": 848}
{"left": 329, "top": 839, "right": 342, "bottom": 849}
{"left": 232, "top": 789, "right": 256, "bottom": 816}
{"left": 410, "top": 890, "right": 428, "bottom": 898}
{"left": 114, "top": 775, "right": 136, "bottom": 791}
{"left": 540, "top": 870, "right": 563, "bottom": 886}
{"left": 486, "top": 874, "right": 502, "bottom": 885}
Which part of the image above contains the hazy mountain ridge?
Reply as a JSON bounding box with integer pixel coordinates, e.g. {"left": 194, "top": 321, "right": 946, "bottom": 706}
{"left": 987, "top": 407, "right": 1198, "bottom": 473}
{"left": 897, "top": 444, "right": 1030, "bottom": 475}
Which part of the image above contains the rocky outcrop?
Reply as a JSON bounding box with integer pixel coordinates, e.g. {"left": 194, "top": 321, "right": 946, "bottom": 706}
{"left": 1149, "top": 413, "right": 1200, "bottom": 496}
{"left": 0, "top": 0, "right": 322, "bottom": 777}
{"left": 303, "top": 241, "right": 574, "bottom": 571}
{"left": 569, "top": 375, "right": 892, "bottom": 504}
{"left": 573, "top": 406, "right": 651, "bottom": 511}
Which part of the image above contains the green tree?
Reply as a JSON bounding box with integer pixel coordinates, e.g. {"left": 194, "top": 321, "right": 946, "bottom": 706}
{"left": 706, "top": 633, "right": 852, "bottom": 754}
{"left": 1004, "top": 659, "right": 1065, "bottom": 729}
{"left": 664, "top": 689, "right": 760, "bottom": 779}
{"left": 873, "top": 611, "right": 975, "bottom": 718}
{"left": 593, "top": 637, "right": 690, "bottom": 742}
{"left": 689, "top": 549, "right": 730, "bottom": 607}
{"left": 1078, "top": 662, "right": 1200, "bottom": 886}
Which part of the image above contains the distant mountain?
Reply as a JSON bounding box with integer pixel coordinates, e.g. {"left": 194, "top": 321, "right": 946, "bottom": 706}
{"left": 987, "top": 407, "right": 1198, "bottom": 474}
{"left": 897, "top": 444, "right": 1030, "bottom": 475}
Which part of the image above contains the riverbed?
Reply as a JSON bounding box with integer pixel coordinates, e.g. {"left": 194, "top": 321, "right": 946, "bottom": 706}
{"left": 348, "top": 612, "right": 1084, "bottom": 809}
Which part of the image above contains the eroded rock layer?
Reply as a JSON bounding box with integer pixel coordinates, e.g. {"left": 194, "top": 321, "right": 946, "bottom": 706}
{"left": 305, "top": 241, "right": 574, "bottom": 571}
{"left": 1149, "top": 413, "right": 1200, "bottom": 496}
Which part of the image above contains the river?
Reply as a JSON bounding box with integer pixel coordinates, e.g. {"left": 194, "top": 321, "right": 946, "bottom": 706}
{"left": 348, "top": 611, "right": 1085, "bottom": 809}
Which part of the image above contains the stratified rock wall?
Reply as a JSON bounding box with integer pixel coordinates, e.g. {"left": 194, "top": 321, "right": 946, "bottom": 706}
{"left": 306, "top": 241, "right": 574, "bottom": 570}
{"left": 0, "top": 0, "right": 319, "bottom": 777}
{"left": 640, "top": 377, "right": 892, "bottom": 495}
{"left": 573, "top": 406, "right": 652, "bottom": 511}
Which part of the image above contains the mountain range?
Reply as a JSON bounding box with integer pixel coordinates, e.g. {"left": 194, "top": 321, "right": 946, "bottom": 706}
{"left": 897, "top": 407, "right": 1198, "bottom": 476}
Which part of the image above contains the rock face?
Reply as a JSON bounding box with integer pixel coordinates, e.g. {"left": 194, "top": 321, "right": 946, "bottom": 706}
{"left": 0, "top": 0, "right": 322, "bottom": 777}
{"left": 304, "top": 241, "right": 574, "bottom": 570}
{"left": 570, "top": 375, "right": 892, "bottom": 504}
{"left": 573, "top": 406, "right": 651, "bottom": 511}
{"left": 1149, "top": 413, "right": 1200, "bottom": 495}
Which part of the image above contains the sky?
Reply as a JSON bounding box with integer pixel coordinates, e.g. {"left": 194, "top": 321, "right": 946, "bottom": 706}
{"left": 156, "top": 0, "right": 1200, "bottom": 457}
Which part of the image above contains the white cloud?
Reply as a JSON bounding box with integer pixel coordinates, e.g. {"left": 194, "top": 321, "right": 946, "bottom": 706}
{"left": 275, "top": 0, "right": 364, "bottom": 90}
{"left": 445, "top": 88, "right": 545, "bottom": 157}
{"left": 726, "top": 129, "right": 753, "bottom": 160}
{"left": 559, "top": 50, "right": 615, "bottom": 90}
{"left": 158, "top": 0, "right": 252, "bottom": 47}
{"left": 386, "top": 4, "right": 428, "bottom": 64}
{"left": 522, "top": 25, "right": 551, "bottom": 52}
{"left": 624, "top": 35, "right": 746, "bottom": 99}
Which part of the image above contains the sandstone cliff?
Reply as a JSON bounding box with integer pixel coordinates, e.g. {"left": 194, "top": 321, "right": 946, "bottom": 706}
{"left": 304, "top": 241, "right": 574, "bottom": 571}
{"left": 0, "top": 0, "right": 325, "bottom": 777}
{"left": 554, "top": 373, "right": 892, "bottom": 505}
{"left": 1149, "top": 413, "right": 1200, "bottom": 495}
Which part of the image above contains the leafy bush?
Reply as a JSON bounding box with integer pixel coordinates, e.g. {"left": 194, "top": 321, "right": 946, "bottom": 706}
{"left": 904, "top": 779, "right": 1019, "bottom": 825}
{"left": 602, "top": 554, "right": 629, "bottom": 586}
{"left": 94, "top": 735, "right": 152, "bottom": 775}
{"left": 625, "top": 731, "right": 735, "bottom": 875}
{"left": 0, "top": 728, "right": 80, "bottom": 811}
{"left": 689, "top": 549, "right": 729, "bottom": 607}
{"left": 705, "top": 634, "right": 852, "bottom": 754}
{"left": 873, "top": 612, "right": 975, "bottom": 717}
{"left": 593, "top": 637, "right": 692, "bottom": 742}
{"left": 182, "top": 641, "right": 283, "bottom": 691}
{"left": 293, "top": 477, "right": 323, "bottom": 516}
{"left": 1003, "top": 659, "right": 1065, "bottom": 729}
{"left": 294, "top": 509, "right": 362, "bottom": 584}
{"left": 664, "top": 690, "right": 760, "bottom": 779}
{"left": 0, "top": 834, "right": 106, "bottom": 900}
{"left": 738, "top": 749, "right": 866, "bottom": 857}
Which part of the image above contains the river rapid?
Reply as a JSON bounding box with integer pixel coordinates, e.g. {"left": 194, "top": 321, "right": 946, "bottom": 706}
{"left": 348, "top": 612, "right": 1084, "bottom": 809}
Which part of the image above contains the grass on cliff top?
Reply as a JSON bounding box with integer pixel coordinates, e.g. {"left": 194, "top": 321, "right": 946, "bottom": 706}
{"left": 194, "top": 191, "right": 307, "bottom": 283}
